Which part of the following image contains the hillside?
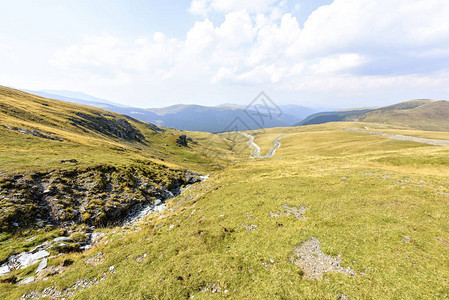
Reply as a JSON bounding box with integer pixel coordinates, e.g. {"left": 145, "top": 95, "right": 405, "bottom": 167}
{"left": 1, "top": 87, "right": 449, "bottom": 298}
{"left": 296, "top": 99, "right": 449, "bottom": 132}
{"left": 0, "top": 85, "right": 233, "bottom": 260}
{"left": 351, "top": 100, "right": 449, "bottom": 131}
{"left": 295, "top": 108, "right": 372, "bottom": 126}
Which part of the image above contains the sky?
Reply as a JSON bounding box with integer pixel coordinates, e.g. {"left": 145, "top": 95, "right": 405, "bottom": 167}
{"left": 1, "top": 0, "right": 449, "bottom": 108}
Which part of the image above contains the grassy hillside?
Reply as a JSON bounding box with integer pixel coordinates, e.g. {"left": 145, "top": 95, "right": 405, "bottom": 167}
{"left": 2, "top": 116, "right": 449, "bottom": 298}
{"left": 0, "top": 86, "right": 236, "bottom": 267}
{"left": 0, "top": 86, "right": 233, "bottom": 174}
{"left": 295, "top": 109, "right": 372, "bottom": 126}
{"left": 352, "top": 100, "right": 449, "bottom": 131}
{"left": 296, "top": 99, "right": 449, "bottom": 132}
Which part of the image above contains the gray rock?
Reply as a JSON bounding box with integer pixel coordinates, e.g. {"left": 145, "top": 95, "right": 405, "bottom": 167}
{"left": 0, "top": 265, "right": 10, "bottom": 276}
{"left": 81, "top": 245, "right": 92, "bottom": 251}
{"left": 35, "top": 258, "right": 48, "bottom": 273}
{"left": 12, "top": 250, "right": 50, "bottom": 270}
{"left": 30, "top": 243, "right": 50, "bottom": 253}
{"left": 53, "top": 236, "right": 72, "bottom": 243}
{"left": 18, "top": 276, "right": 35, "bottom": 285}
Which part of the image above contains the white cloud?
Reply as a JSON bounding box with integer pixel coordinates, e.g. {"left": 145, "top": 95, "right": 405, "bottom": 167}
{"left": 48, "top": 0, "right": 449, "bottom": 106}
{"left": 310, "top": 54, "right": 366, "bottom": 75}
{"left": 287, "top": 0, "right": 449, "bottom": 58}
{"left": 189, "top": 0, "right": 279, "bottom": 16}
{"left": 188, "top": 0, "right": 211, "bottom": 17}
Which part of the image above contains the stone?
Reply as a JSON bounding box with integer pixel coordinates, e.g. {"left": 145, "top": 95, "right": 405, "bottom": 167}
{"left": 35, "top": 258, "right": 48, "bottom": 273}
{"left": 18, "top": 276, "right": 35, "bottom": 285}
{"left": 30, "top": 243, "right": 49, "bottom": 253}
{"left": 53, "top": 236, "right": 72, "bottom": 243}
{"left": 176, "top": 135, "right": 188, "bottom": 147}
{"left": 0, "top": 265, "right": 11, "bottom": 276}
{"left": 80, "top": 245, "right": 92, "bottom": 251}
{"left": 11, "top": 250, "right": 50, "bottom": 270}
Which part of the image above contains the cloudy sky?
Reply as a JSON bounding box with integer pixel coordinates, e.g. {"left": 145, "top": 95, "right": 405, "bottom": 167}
{"left": 1, "top": 0, "right": 449, "bottom": 108}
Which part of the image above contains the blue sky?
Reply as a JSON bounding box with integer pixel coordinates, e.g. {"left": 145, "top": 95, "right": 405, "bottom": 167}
{"left": 1, "top": 0, "right": 448, "bottom": 108}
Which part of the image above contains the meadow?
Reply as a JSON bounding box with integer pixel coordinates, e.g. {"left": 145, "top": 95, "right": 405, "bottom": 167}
{"left": 3, "top": 121, "right": 448, "bottom": 299}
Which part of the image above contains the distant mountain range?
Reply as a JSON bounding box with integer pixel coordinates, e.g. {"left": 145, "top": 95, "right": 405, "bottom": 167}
{"left": 24, "top": 89, "right": 318, "bottom": 133}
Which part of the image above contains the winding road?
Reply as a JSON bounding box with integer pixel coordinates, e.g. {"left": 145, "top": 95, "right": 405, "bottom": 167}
{"left": 239, "top": 132, "right": 286, "bottom": 158}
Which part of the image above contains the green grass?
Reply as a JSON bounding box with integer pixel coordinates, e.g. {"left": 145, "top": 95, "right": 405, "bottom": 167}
{"left": 355, "top": 100, "right": 449, "bottom": 132}
{"left": 1, "top": 87, "right": 449, "bottom": 298}
{"left": 3, "top": 122, "right": 449, "bottom": 299}
{"left": 0, "top": 86, "right": 235, "bottom": 175}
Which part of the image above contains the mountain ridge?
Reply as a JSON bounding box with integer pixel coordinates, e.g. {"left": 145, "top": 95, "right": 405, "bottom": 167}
{"left": 295, "top": 99, "right": 449, "bottom": 131}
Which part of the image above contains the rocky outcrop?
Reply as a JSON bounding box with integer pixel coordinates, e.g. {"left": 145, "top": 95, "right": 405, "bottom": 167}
{"left": 176, "top": 135, "right": 197, "bottom": 147}
{"left": 0, "top": 125, "right": 63, "bottom": 141}
{"left": 176, "top": 135, "right": 188, "bottom": 146}
{"left": 70, "top": 112, "right": 147, "bottom": 142}
{"left": 0, "top": 163, "right": 202, "bottom": 231}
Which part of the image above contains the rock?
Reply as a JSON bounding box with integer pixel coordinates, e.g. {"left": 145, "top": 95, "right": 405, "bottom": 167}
{"left": 53, "top": 236, "right": 72, "bottom": 243}
{"left": 291, "top": 238, "right": 356, "bottom": 280}
{"left": 136, "top": 254, "right": 147, "bottom": 263}
{"left": 12, "top": 222, "right": 19, "bottom": 227}
{"left": 242, "top": 223, "right": 258, "bottom": 231}
{"left": 35, "top": 258, "right": 47, "bottom": 273}
{"left": 80, "top": 245, "right": 92, "bottom": 251}
{"left": 269, "top": 258, "right": 275, "bottom": 264}
{"left": 154, "top": 199, "right": 162, "bottom": 205}
{"left": 85, "top": 252, "right": 105, "bottom": 266}
{"left": 0, "top": 265, "right": 11, "bottom": 276}
{"left": 176, "top": 135, "right": 188, "bottom": 147}
{"left": 30, "top": 243, "right": 50, "bottom": 253}
{"left": 18, "top": 276, "right": 35, "bottom": 285}
{"left": 60, "top": 159, "right": 78, "bottom": 164}
{"left": 8, "top": 250, "right": 50, "bottom": 271}
{"left": 109, "top": 266, "right": 115, "bottom": 273}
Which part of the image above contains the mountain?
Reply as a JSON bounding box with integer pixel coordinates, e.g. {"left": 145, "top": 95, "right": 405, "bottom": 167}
{"left": 24, "top": 89, "right": 126, "bottom": 108}
{"left": 23, "top": 90, "right": 317, "bottom": 132}
{"left": 295, "top": 108, "right": 373, "bottom": 126}
{"left": 146, "top": 104, "right": 314, "bottom": 132}
{"left": 349, "top": 99, "right": 449, "bottom": 131}
{"left": 295, "top": 99, "right": 449, "bottom": 131}
{"left": 2, "top": 85, "right": 449, "bottom": 298}
{"left": 0, "top": 86, "right": 231, "bottom": 231}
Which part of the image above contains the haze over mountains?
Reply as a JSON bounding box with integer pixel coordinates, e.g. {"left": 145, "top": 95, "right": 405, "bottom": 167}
{"left": 24, "top": 89, "right": 318, "bottom": 133}
{"left": 24, "top": 89, "right": 449, "bottom": 134}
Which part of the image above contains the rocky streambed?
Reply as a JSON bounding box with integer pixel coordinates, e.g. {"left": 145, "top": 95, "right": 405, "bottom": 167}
{"left": 0, "top": 163, "right": 203, "bottom": 230}
{"left": 0, "top": 163, "right": 208, "bottom": 280}
{"left": 0, "top": 232, "right": 103, "bottom": 278}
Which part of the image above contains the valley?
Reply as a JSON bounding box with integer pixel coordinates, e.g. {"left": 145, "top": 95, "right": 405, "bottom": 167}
{"left": 0, "top": 87, "right": 449, "bottom": 299}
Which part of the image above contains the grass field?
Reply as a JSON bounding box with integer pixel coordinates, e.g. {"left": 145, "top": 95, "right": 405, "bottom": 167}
{"left": 3, "top": 121, "right": 448, "bottom": 299}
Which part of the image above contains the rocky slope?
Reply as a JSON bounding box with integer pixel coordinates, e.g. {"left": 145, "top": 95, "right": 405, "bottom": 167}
{"left": 0, "top": 163, "right": 202, "bottom": 231}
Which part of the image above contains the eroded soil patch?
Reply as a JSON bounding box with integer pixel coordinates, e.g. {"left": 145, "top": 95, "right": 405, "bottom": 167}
{"left": 291, "top": 238, "right": 356, "bottom": 280}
